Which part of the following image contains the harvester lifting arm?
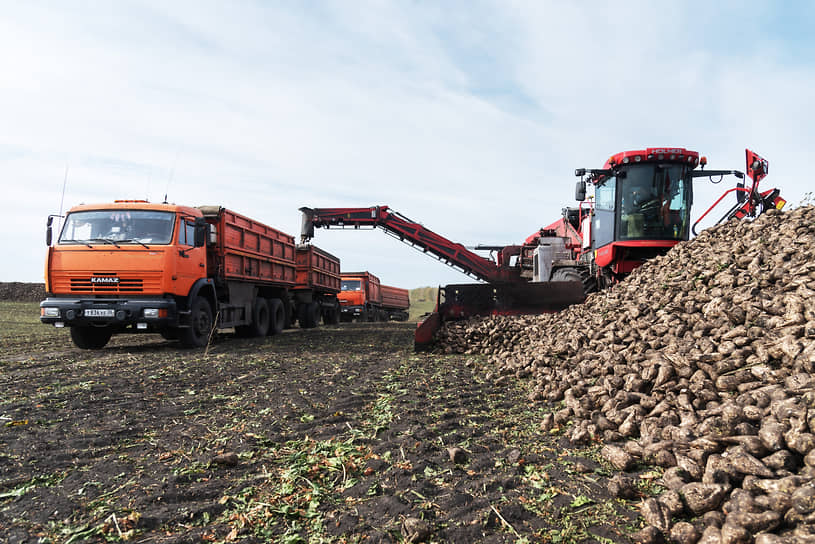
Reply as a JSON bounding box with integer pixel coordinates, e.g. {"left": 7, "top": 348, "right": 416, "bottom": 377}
{"left": 299, "top": 206, "right": 519, "bottom": 283}
{"left": 690, "top": 149, "right": 785, "bottom": 235}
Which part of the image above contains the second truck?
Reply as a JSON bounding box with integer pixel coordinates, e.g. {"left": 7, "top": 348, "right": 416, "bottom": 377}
{"left": 339, "top": 271, "right": 410, "bottom": 322}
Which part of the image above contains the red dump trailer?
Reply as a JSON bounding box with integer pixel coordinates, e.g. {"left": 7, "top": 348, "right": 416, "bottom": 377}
{"left": 40, "top": 202, "right": 341, "bottom": 349}
{"left": 339, "top": 272, "right": 410, "bottom": 321}
{"left": 381, "top": 285, "right": 410, "bottom": 321}
{"left": 294, "top": 245, "right": 342, "bottom": 327}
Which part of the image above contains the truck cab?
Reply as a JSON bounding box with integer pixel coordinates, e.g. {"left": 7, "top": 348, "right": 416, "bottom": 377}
{"left": 41, "top": 201, "right": 212, "bottom": 348}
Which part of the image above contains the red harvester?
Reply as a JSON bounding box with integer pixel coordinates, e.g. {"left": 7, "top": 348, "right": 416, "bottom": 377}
{"left": 300, "top": 148, "right": 784, "bottom": 349}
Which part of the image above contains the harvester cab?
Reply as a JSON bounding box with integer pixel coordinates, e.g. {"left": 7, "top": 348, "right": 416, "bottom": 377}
{"left": 566, "top": 147, "right": 783, "bottom": 289}
{"left": 567, "top": 148, "right": 702, "bottom": 286}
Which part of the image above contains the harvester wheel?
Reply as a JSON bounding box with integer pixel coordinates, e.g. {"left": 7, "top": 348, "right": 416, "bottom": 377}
{"left": 268, "top": 298, "right": 285, "bottom": 335}
{"left": 551, "top": 267, "right": 596, "bottom": 294}
{"left": 70, "top": 326, "right": 112, "bottom": 349}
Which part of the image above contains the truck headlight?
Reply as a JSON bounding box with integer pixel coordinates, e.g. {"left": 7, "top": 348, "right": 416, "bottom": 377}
{"left": 143, "top": 308, "right": 160, "bottom": 318}
{"left": 41, "top": 307, "right": 60, "bottom": 318}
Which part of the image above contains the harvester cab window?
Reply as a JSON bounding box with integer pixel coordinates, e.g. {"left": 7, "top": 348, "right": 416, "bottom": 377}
{"left": 619, "top": 165, "right": 689, "bottom": 240}
{"left": 593, "top": 178, "right": 616, "bottom": 249}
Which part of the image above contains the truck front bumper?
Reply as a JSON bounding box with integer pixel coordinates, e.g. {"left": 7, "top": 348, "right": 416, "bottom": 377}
{"left": 340, "top": 305, "right": 363, "bottom": 317}
{"left": 40, "top": 297, "right": 179, "bottom": 330}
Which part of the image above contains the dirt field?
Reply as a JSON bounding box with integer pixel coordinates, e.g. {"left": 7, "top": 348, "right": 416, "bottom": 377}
{"left": 0, "top": 289, "right": 643, "bottom": 543}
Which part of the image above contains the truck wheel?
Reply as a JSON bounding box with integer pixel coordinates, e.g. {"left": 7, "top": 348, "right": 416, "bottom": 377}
{"left": 160, "top": 328, "right": 179, "bottom": 341}
{"left": 268, "top": 298, "right": 285, "bottom": 335}
{"left": 308, "top": 301, "right": 320, "bottom": 328}
{"left": 249, "top": 297, "right": 270, "bottom": 336}
{"left": 179, "top": 297, "right": 213, "bottom": 348}
{"left": 70, "top": 326, "right": 112, "bottom": 349}
{"left": 300, "top": 301, "right": 320, "bottom": 328}
{"left": 324, "top": 305, "right": 340, "bottom": 325}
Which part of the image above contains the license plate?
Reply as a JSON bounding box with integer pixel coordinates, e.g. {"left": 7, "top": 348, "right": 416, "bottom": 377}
{"left": 84, "top": 308, "right": 114, "bottom": 317}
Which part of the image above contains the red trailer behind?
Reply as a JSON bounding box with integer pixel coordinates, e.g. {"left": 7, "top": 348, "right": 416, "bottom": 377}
{"left": 380, "top": 285, "right": 409, "bottom": 321}
{"left": 295, "top": 245, "right": 341, "bottom": 326}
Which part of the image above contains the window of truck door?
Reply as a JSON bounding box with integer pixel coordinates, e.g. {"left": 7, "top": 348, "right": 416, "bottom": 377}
{"left": 178, "top": 219, "right": 196, "bottom": 246}
{"left": 175, "top": 217, "right": 204, "bottom": 295}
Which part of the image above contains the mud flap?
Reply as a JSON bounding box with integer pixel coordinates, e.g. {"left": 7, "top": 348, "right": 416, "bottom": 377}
{"left": 413, "top": 281, "right": 585, "bottom": 351}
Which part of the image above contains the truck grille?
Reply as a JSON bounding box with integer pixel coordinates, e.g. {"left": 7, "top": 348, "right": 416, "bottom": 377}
{"left": 71, "top": 277, "right": 143, "bottom": 293}
{"left": 52, "top": 272, "right": 163, "bottom": 294}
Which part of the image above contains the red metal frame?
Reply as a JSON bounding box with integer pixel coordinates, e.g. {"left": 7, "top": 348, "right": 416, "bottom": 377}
{"left": 692, "top": 149, "right": 784, "bottom": 234}
{"left": 301, "top": 206, "right": 523, "bottom": 283}
{"left": 603, "top": 147, "right": 700, "bottom": 170}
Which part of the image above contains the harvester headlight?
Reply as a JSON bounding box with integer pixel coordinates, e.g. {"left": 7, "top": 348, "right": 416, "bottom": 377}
{"left": 634, "top": 155, "right": 642, "bottom": 162}
{"left": 41, "top": 307, "right": 60, "bottom": 318}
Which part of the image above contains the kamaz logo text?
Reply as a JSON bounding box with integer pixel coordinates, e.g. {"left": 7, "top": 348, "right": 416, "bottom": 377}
{"left": 91, "top": 277, "right": 120, "bottom": 284}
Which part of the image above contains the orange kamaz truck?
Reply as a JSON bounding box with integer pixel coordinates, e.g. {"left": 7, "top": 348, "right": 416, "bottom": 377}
{"left": 338, "top": 271, "right": 409, "bottom": 322}
{"left": 40, "top": 201, "right": 340, "bottom": 349}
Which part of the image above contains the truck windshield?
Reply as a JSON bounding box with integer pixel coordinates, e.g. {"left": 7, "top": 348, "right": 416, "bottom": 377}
{"left": 341, "top": 280, "right": 362, "bottom": 291}
{"left": 618, "top": 164, "right": 690, "bottom": 240}
{"left": 59, "top": 210, "right": 176, "bottom": 245}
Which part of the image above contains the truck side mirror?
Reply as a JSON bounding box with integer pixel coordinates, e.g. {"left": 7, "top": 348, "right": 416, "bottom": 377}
{"left": 46, "top": 216, "right": 54, "bottom": 246}
{"left": 194, "top": 219, "right": 208, "bottom": 247}
{"left": 575, "top": 180, "right": 586, "bottom": 201}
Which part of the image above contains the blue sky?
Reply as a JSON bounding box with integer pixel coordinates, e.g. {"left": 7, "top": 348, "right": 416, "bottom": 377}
{"left": 2, "top": 1, "right": 813, "bottom": 287}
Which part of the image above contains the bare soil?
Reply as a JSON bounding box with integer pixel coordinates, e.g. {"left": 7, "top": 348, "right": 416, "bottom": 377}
{"left": 0, "top": 284, "right": 643, "bottom": 543}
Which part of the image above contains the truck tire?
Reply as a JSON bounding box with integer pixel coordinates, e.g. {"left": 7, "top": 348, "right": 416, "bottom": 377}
{"left": 300, "top": 301, "right": 320, "bottom": 328}
{"left": 324, "top": 305, "right": 340, "bottom": 325}
{"left": 268, "top": 298, "right": 285, "bottom": 335}
{"left": 70, "top": 326, "right": 112, "bottom": 349}
{"left": 179, "top": 296, "right": 213, "bottom": 348}
{"left": 248, "top": 297, "right": 270, "bottom": 337}
{"left": 160, "top": 328, "right": 179, "bottom": 341}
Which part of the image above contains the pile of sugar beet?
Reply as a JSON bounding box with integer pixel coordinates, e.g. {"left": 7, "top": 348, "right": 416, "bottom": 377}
{"left": 435, "top": 206, "right": 815, "bottom": 544}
